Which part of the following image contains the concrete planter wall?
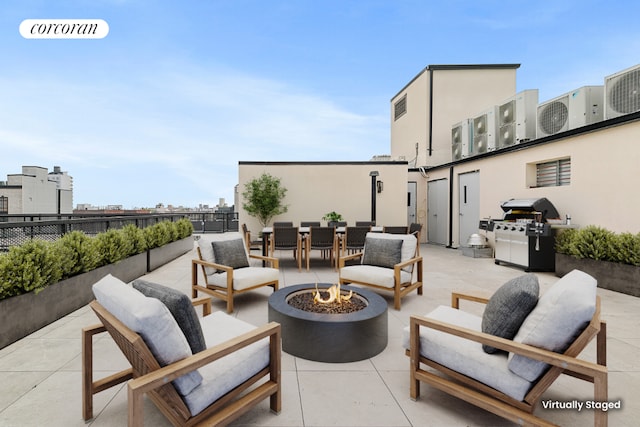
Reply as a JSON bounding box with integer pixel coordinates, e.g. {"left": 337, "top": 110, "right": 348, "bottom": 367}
{"left": 147, "top": 236, "right": 194, "bottom": 271}
{"left": 555, "top": 253, "right": 640, "bottom": 297}
{"left": 0, "top": 237, "right": 194, "bottom": 349}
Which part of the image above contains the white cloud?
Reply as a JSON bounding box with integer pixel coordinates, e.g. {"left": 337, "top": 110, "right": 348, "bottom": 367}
{"left": 0, "top": 62, "right": 388, "bottom": 207}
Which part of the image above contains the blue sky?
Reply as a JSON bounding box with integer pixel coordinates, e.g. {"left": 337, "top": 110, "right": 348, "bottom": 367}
{"left": 1, "top": 0, "right": 638, "bottom": 209}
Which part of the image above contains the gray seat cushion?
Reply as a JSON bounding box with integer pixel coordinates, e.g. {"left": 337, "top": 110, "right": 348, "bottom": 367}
{"left": 181, "top": 312, "right": 270, "bottom": 416}
{"left": 481, "top": 274, "right": 539, "bottom": 354}
{"left": 132, "top": 279, "right": 207, "bottom": 354}
{"left": 402, "top": 305, "right": 533, "bottom": 401}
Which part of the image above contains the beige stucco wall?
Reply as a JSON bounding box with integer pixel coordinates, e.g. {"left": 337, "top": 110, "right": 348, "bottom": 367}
{"left": 390, "top": 71, "right": 429, "bottom": 165}
{"left": 238, "top": 162, "right": 408, "bottom": 236}
{"left": 430, "top": 68, "right": 518, "bottom": 167}
{"left": 391, "top": 66, "right": 517, "bottom": 169}
{"left": 421, "top": 119, "right": 640, "bottom": 247}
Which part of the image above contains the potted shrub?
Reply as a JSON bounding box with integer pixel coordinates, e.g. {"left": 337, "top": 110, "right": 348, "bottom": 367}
{"left": 555, "top": 225, "right": 640, "bottom": 296}
{"left": 0, "top": 218, "right": 194, "bottom": 349}
{"left": 322, "top": 211, "right": 343, "bottom": 227}
{"left": 242, "top": 173, "right": 288, "bottom": 228}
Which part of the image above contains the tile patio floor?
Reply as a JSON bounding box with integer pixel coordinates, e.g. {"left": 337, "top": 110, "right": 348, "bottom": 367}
{"left": 0, "top": 237, "right": 637, "bottom": 426}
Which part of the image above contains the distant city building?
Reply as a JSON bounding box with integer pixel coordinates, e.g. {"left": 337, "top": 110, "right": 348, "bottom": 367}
{"left": 0, "top": 165, "right": 73, "bottom": 215}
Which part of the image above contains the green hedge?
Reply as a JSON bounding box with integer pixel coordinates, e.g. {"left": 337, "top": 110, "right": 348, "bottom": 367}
{"left": 0, "top": 218, "right": 193, "bottom": 300}
{"left": 555, "top": 225, "right": 640, "bottom": 266}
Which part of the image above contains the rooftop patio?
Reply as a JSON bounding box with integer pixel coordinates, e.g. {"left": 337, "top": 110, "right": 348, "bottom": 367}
{"left": 0, "top": 237, "right": 637, "bottom": 426}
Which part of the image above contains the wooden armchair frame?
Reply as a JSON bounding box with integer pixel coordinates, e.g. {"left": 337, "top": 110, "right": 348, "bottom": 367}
{"left": 338, "top": 251, "right": 423, "bottom": 310}
{"left": 407, "top": 291, "right": 608, "bottom": 427}
{"left": 192, "top": 246, "right": 279, "bottom": 313}
{"left": 82, "top": 298, "right": 281, "bottom": 427}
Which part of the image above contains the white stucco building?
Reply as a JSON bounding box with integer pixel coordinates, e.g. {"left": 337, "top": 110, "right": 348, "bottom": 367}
{"left": 0, "top": 166, "right": 73, "bottom": 215}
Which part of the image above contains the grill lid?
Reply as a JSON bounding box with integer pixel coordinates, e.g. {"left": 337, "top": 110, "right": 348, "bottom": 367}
{"left": 500, "top": 197, "right": 559, "bottom": 221}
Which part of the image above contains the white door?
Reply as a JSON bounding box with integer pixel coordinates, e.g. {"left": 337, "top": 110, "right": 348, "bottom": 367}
{"left": 458, "top": 171, "right": 480, "bottom": 247}
{"left": 407, "top": 182, "right": 417, "bottom": 225}
{"left": 427, "top": 179, "right": 448, "bottom": 245}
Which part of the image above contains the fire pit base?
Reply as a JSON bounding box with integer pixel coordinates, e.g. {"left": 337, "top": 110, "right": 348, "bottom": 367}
{"left": 268, "top": 284, "right": 388, "bottom": 363}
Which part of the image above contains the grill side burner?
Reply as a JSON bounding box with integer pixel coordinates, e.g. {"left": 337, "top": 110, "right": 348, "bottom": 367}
{"left": 493, "top": 198, "right": 559, "bottom": 272}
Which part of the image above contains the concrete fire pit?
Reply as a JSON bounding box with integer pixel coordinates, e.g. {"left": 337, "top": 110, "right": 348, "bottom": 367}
{"left": 267, "top": 283, "right": 388, "bottom": 363}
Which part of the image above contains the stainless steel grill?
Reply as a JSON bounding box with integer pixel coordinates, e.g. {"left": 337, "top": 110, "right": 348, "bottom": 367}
{"left": 489, "top": 198, "right": 560, "bottom": 272}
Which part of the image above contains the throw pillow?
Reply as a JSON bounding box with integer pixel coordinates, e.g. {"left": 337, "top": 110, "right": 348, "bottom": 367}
{"left": 481, "top": 274, "right": 539, "bottom": 354}
{"left": 508, "top": 269, "right": 597, "bottom": 382}
{"left": 132, "top": 279, "right": 207, "bottom": 354}
{"left": 92, "top": 274, "right": 202, "bottom": 396}
{"left": 211, "top": 238, "right": 250, "bottom": 272}
{"left": 362, "top": 237, "right": 403, "bottom": 269}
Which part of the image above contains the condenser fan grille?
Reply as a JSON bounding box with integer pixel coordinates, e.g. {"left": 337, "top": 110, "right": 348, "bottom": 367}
{"left": 452, "top": 143, "right": 462, "bottom": 160}
{"left": 474, "top": 135, "right": 487, "bottom": 153}
{"left": 608, "top": 69, "right": 640, "bottom": 114}
{"left": 452, "top": 126, "right": 462, "bottom": 144}
{"left": 499, "top": 101, "right": 515, "bottom": 126}
{"left": 474, "top": 116, "right": 487, "bottom": 135}
{"left": 499, "top": 123, "right": 515, "bottom": 147}
{"left": 539, "top": 101, "right": 569, "bottom": 134}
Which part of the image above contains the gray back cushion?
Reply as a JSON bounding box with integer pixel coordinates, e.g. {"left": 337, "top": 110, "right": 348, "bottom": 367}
{"left": 132, "top": 279, "right": 207, "bottom": 354}
{"left": 211, "top": 238, "right": 250, "bottom": 272}
{"left": 481, "top": 274, "right": 539, "bottom": 354}
{"left": 362, "top": 236, "right": 403, "bottom": 269}
{"left": 508, "top": 269, "right": 597, "bottom": 382}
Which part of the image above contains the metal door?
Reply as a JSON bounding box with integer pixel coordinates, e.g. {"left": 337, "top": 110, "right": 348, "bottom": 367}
{"left": 458, "top": 171, "right": 480, "bottom": 247}
{"left": 407, "top": 182, "right": 417, "bottom": 225}
{"left": 427, "top": 179, "right": 448, "bottom": 245}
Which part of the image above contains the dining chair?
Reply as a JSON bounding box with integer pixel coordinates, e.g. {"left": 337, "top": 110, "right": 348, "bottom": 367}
{"left": 273, "top": 221, "right": 293, "bottom": 227}
{"left": 242, "top": 223, "right": 262, "bottom": 252}
{"left": 356, "top": 221, "right": 376, "bottom": 227}
{"left": 304, "top": 226, "right": 338, "bottom": 270}
{"left": 270, "top": 226, "right": 302, "bottom": 271}
{"left": 383, "top": 225, "right": 409, "bottom": 234}
{"left": 340, "top": 226, "right": 370, "bottom": 256}
{"left": 300, "top": 221, "right": 321, "bottom": 227}
{"left": 409, "top": 222, "right": 423, "bottom": 255}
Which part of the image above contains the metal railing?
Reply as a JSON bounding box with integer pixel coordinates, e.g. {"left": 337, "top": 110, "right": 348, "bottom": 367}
{"left": 0, "top": 213, "right": 190, "bottom": 251}
{"left": 183, "top": 212, "right": 239, "bottom": 234}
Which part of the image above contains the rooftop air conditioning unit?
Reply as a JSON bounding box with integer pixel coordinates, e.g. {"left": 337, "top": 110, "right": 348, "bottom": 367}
{"left": 605, "top": 64, "right": 640, "bottom": 119}
{"left": 497, "top": 89, "right": 538, "bottom": 148}
{"left": 471, "top": 107, "right": 497, "bottom": 155}
{"left": 451, "top": 119, "right": 471, "bottom": 160}
{"left": 537, "top": 86, "right": 604, "bottom": 138}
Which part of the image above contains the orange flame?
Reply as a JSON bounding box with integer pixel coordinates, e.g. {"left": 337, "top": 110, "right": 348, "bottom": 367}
{"left": 313, "top": 283, "right": 353, "bottom": 304}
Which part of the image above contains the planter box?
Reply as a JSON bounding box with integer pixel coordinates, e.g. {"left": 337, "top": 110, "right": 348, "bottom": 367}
{"left": 147, "top": 236, "right": 194, "bottom": 272}
{"left": 555, "top": 253, "right": 640, "bottom": 297}
{"left": 0, "top": 252, "right": 147, "bottom": 349}
{"left": 0, "top": 236, "right": 195, "bottom": 349}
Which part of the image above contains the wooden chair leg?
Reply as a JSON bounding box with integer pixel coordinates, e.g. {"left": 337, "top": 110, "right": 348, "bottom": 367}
{"left": 409, "top": 322, "right": 420, "bottom": 400}
{"left": 594, "top": 370, "right": 608, "bottom": 427}
{"left": 597, "top": 321, "right": 607, "bottom": 367}
{"left": 191, "top": 261, "right": 199, "bottom": 299}
{"left": 128, "top": 384, "right": 144, "bottom": 427}
{"left": 82, "top": 325, "right": 101, "bottom": 420}
{"left": 83, "top": 324, "right": 132, "bottom": 421}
